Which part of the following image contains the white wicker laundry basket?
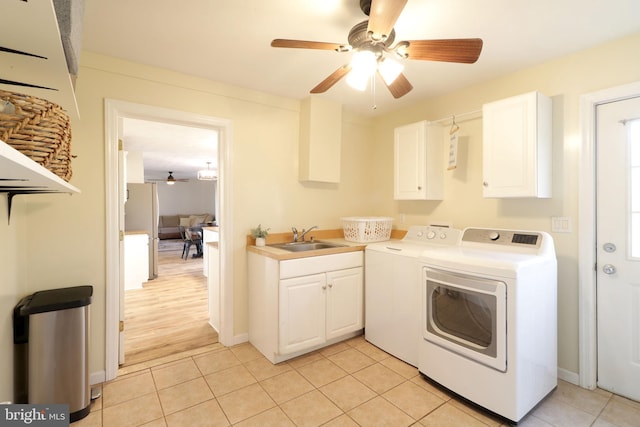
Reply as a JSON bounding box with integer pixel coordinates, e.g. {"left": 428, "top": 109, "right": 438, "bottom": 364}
{"left": 341, "top": 217, "right": 393, "bottom": 243}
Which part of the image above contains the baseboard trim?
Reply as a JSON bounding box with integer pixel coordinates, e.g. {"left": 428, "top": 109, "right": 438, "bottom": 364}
{"left": 231, "top": 333, "right": 249, "bottom": 346}
{"left": 558, "top": 367, "right": 579, "bottom": 386}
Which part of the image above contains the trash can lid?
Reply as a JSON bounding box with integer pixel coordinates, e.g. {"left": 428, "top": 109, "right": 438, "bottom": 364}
{"left": 19, "top": 285, "right": 93, "bottom": 315}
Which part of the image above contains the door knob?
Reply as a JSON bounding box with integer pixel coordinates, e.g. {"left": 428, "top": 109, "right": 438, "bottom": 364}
{"left": 602, "top": 264, "right": 616, "bottom": 275}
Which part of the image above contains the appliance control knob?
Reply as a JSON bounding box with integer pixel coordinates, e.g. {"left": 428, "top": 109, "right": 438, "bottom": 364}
{"left": 427, "top": 231, "right": 436, "bottom": 239}
{"left": 440, "top": 233, "right": 447, "bottom": 239}
{"left": 488, "top": 231, "right": 500, "bottom": 241}
{"left": 416, "top": 231, "right": 424, "bottom": 237}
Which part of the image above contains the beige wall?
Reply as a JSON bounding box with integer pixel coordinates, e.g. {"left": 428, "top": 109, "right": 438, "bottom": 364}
{"left": 0, "top": 51, "right": 377, "bottom": 400}
{"left": 1, "top": 30, "right": 639, "bottom": 401}
{"left": 0, "top": 197, "right": 26, "bottom": 401}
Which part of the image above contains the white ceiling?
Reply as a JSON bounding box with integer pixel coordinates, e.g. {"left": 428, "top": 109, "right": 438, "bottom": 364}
{"left": 83, "top": 0, "right": 640, "bottom": 173}
{"left": 122, "top": 118, "right": 218, "bottom": 180}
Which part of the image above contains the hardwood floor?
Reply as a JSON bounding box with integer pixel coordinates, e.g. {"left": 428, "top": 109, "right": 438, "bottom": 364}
{"left": 123, "top": 239, "right": 218, "bottom": 366}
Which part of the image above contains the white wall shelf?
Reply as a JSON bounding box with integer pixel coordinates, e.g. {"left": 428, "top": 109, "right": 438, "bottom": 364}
{"left": 0, "top": 139, "right": 80, "bottom": 222}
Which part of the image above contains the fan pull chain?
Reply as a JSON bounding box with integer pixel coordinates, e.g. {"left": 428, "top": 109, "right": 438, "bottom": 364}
{"left": 370, "top": 74, "right": 377, "bottom": 110}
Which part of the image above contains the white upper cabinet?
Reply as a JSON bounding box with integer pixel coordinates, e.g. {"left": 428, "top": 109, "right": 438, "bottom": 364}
{"left": 298, "top": 97, "right": 342, "bottom": 183}
{"left": 482, "top": 91, "right": 552, "bottom": 198}
{"left": 394, "top": 120, "right": 444, "bottom": 200}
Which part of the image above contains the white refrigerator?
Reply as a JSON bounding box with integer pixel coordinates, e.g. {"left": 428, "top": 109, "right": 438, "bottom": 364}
{"left": 125, "top": 182, "right": 159, "bottom": 280}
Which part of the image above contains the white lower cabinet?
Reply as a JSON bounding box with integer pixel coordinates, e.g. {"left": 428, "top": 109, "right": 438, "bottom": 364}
{"left": 279, "top": 267, "right": 363, "bottom": 355}
{"left": 249, "top": 251, "right": 363, "bottom": 363}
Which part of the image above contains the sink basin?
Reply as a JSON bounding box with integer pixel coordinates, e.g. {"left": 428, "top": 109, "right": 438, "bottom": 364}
{"left": 269, "top": 241, "right": 346, "bottom": 252}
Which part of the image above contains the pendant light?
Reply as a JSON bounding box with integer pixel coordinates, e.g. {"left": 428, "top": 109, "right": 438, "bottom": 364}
{"left": 197, "top": 162, "right": 217, "bottom": 181}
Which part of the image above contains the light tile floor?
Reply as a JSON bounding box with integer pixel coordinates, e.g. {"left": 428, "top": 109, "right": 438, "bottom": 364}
{"left": 78, "top": 336, "right": 640, "bottom": 426}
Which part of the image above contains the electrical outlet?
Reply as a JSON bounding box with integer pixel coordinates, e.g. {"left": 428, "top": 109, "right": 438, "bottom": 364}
{"left": 551, "top": 217, "right": 572, "bottom": 233}
{"left": 399, "top": 213, "right": 405, "bottom": 224}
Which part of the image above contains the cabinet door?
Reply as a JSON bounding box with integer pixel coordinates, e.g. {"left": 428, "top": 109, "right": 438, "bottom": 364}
{"left": 326, "top": 267, "right": 363, "bottom": 340}
{"left": 482, "top": 92, "right": 551, "bottom": 198}
{"left": 279, "top": 273, "right": 326, "bottom": 354}
{"left": 394, "top": 121, "right": 444, "bottom": 200}
{"left": 394, "top": 121, "right": 427, "bottom": 199}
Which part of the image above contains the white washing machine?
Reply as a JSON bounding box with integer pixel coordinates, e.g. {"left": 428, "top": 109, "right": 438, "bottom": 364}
{"left": 419, "top": 228, "right": 557, "bottom": 424}
{"left": 365, "top": 225, "right": 461, "bottom": 366}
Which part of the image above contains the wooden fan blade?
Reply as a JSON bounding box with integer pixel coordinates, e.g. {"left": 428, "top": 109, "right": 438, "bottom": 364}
{"left": 403, "top": 38, "right": 483, "bottom": 63}
{"left": 380, "top": 71, "right": 413, "bottom": 99}
{"left": 310, "top": 65, "right": 352, "bottom": 93}
{"left": 271, "top": 39, "right": 346, "bottom": 51}
{"left": 367, "top": 0, "right": 408, "bottom": 41}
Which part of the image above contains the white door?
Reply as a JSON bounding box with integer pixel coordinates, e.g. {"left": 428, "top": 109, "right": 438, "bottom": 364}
{"left": 596, "top": 95, "right": 640, "bottom": 401}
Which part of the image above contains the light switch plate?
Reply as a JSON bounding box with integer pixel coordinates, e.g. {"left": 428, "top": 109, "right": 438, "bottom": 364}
{"left": 551, "top": 217, "right": 572, "bottom": 233}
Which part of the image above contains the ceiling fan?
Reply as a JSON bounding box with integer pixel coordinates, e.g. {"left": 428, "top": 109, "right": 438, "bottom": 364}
{"left": 271, "top": 0, "right": 483, "bottom": 99}
{"left": 147, "top": 171, "right": 189, "bottom": 185}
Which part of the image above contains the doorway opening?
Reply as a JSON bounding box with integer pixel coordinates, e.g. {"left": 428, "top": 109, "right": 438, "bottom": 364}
{"left": 104, "top": 99, "right": 234, "bottom": 381}
{"left": 121, "top": 117, "right": 219, "bottom": 366}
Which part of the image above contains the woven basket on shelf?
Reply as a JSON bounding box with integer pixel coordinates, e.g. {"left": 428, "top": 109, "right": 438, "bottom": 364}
{"left": 0, "top": 89, "right": 73, "bottom": 182}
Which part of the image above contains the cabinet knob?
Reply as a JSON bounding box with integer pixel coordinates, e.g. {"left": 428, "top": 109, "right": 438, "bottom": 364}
{"left": 328, "top": 283, "right": 333, "bottom": 288}
{"left": 417, "top": 186, "right": 422, "bottom": 190}
{"left": 483, "top": 182, "right": 489, "bottom": 187}
{"left": 322, "top": 285, "right": 327, "bottom": 290}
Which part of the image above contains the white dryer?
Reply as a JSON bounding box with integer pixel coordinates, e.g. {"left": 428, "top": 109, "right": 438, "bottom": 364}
{"left": 365, "top": 226, "right": 460, "bottom": 366}
{"left": 419, "top": 228, "right": 557, "bottom": 424}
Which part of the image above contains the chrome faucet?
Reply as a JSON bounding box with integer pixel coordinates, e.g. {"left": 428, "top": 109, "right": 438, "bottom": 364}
{"left": 292, "top": 225, "right": 318, "bottom": 242}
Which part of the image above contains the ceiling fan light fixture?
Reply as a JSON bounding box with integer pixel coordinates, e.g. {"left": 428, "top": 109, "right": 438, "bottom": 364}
{"left": 378, "top": 57, "right": 403, "bottom": 85}
{"left": 166, "top": 171, "right": 176, "bottom": 185}
{"left": 350, "top": 49, "right": 377, "bottom": 72}
{"left": 197, "top": 162, "right": 217, "bottom": 180}
{"left": 347, "top": 50, "right": 376, "bottom": 91}
{"left": 346, "top": 68, "right": 370, "bottom": 91}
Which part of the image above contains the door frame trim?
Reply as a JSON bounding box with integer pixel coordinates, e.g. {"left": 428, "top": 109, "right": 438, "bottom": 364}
{"left": 104, "top": 99, "right": 234, "bottom": 381}
{"left": 578, "top": 80, "right": 640, "bottom": 389}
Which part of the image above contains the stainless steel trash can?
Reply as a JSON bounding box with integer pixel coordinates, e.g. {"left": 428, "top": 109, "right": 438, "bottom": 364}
{"left": 13, "top": 285, "right": 93, "bottom": 423}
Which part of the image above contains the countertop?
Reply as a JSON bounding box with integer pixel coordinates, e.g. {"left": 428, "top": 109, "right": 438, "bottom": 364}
{"left": 246, "top": 228, "right": 406, "bottom": 261}
{"left": 247, "top": 238, "right": 366, "bottom": 261}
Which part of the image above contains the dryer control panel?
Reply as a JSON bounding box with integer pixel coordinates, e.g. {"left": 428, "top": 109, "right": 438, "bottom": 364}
{"left": 462, "top": 228, "right": 542, "bottom": 249}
